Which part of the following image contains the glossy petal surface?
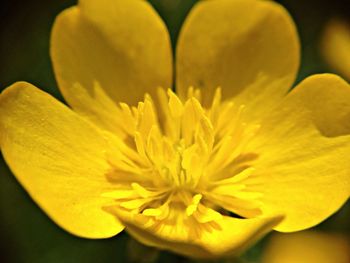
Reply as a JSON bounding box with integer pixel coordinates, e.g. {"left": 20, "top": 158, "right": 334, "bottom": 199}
{"left": 113, "top": 207, "right": 282, "bottom": 258}
{"left": 245, "top": 74, "right": 350, "bottom": 232}
{"left": 176, "top": 0, "right": 299, "bottom": 117}
{"left": 51, "top": 0, "right": 172, "bottom": 132}
{"left": 0, "top": 82, "right": 124, "bottom": 238}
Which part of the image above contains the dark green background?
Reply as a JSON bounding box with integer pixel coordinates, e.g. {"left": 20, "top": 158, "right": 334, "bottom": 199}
{"left": 0, "top": 0, "right": 349, "bottom": 262}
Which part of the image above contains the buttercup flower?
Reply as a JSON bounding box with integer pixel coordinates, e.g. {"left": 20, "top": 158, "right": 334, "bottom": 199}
{"left": 321, "top": 18, "right": 350, "bottom": 80}
{"left": 262, "top": 231, "right": 350, "bottom": 263}
{"left": 1, "top": 0, "right": 350, "bottom": 259}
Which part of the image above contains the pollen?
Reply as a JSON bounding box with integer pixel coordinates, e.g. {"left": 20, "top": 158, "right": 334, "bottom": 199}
{"left": 103, "top": 87, "right": 263, "bottom": 236}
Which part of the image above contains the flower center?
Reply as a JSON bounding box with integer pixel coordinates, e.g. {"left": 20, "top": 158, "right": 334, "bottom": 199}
{"left": 103, "top": 87, "right": 262, "bottom": 227}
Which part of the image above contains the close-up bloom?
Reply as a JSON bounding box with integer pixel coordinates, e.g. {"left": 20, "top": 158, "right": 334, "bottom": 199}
{"left": 1, "top": 0, "right": 350, "bottom": 259}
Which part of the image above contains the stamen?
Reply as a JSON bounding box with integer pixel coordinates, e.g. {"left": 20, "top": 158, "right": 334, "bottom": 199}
{"left": 102, "top": 87, "right": 263, "bottom": 231}
{"left": 168, "top": 89, "right": 184, "bottom": 118}
{"left": 195, "top": 204, "right": 223, "bottom": 223}
{"left": 131, "top": 183, "right": 151, "bottom": 198}
{"left": 186, "top": 194, "right": 202, "bottom": 216}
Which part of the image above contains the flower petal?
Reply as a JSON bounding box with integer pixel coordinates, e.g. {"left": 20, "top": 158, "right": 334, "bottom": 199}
{"left": 110, "top": 207, "right": 282, "bottom": 258}
{"left": 195, "top": 216, "right": 282, "bottom": 257}
{"left": 0, "top": 82, "right": 124, "bottom": 238}
{"left": 51, "top": 0, "right": 172, "bottom": 131}
{"left": 176, "top": 0, "right": 299, "bottom": 116}
{"left": 321, "top": 18, "right": 350, "bottom": 80}
{"left": 245, "top": 74, "right": 350, "bottom": 232}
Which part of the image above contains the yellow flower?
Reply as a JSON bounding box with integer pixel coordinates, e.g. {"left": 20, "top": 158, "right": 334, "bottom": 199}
{"left": 0, "top": 0, "right": 350, "bottom": 259}
{"left": 262, "top": 231, "right": 350, "bottom": 263}
{"left": 321, "top": 18, "right": 350, "bottom": 80}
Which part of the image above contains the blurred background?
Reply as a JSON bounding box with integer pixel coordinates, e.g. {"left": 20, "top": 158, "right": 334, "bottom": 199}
{"left": 0, "top": 0, "right": 349, "bottom": 262}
